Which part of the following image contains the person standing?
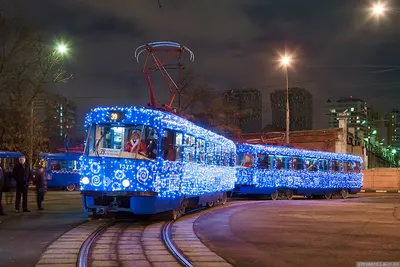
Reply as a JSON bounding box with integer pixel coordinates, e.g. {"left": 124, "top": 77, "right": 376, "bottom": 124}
{"left": 12, "top": 156, "right": 32, "bottom": 212}
{"left": 0, "top": 166, "right": 6, "bottom": 216}
{"left": 35, "top": 166, "right": 46, "bottom": 211}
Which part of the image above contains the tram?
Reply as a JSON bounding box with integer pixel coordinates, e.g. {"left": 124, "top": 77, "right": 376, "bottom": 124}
{"left": 0, "top": 150, "right": 24, "bottom": 177}
{"left": 233, "top": 143, "right": 363, "bottom": 200}
{"left": 80, "top": 106, "right": 237, "bottom": 219}
{"left": 36, "top": 153, "right": 82, "bottom": 191}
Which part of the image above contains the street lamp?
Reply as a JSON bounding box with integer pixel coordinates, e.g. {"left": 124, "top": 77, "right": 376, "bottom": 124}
{"left": 56, "top": 42, "right": 69, "bottom": 55}
{"left": 278, "top": 54, "right": 293, "bottom": 144}
{"left": 368, "top": 1, "right": 400, "bottom": 19}
{"left": 371, "top": 2, "right": 387, "bottom": 17}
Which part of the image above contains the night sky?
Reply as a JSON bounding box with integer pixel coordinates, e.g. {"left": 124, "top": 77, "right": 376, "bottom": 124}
{"left": 9, "top": 0, "right": 400, "bottom": 131}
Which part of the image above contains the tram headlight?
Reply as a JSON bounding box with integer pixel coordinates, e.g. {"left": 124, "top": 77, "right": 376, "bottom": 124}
{"left": 122, "top": 179, "right": 130, "bottom": 188}
{"left": 81, "top": 177, "right": 90, "bottom": 185}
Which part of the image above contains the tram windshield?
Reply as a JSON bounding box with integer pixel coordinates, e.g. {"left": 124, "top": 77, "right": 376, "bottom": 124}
{"left": 86, "top": 124, "right": 159, "bottom": 160}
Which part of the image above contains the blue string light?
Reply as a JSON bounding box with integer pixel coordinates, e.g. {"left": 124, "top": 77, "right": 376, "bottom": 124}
{"left": 80, "top": 106, "right": 237, "bottom": 198}
{"left": 236, "top": 144, "right": 363, "bottom": 192}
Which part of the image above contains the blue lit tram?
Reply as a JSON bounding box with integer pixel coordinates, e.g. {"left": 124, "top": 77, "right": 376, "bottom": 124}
{"left": 80, "top": 106, "right": 237, "bottom": 219}
{"left": 36, "top": 153, "right": 82, "bottom": 191}
{"left": 233, "top": 144, "right": 363, "bottom": 200}
{"left": 0, "top": 151, "right": 24, "bottom": 186}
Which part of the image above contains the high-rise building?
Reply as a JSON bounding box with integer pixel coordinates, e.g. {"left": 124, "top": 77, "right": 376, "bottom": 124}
{"left": 270, "top": 87, "right": 313, "bottom": 131}
{"left": 34, "top": 92, "right": 77, "bottom": 150}
{"left": 386, "top": 110, "right": 400, "bottom": 149}
{"left": 223, "top": 88, "right": 262, "bottom": 133}
{"left": 366, "top": 107, "right": 382, "bottom": 140}
{"left": 325, "top": 96, "right": 384, "bottom": 141}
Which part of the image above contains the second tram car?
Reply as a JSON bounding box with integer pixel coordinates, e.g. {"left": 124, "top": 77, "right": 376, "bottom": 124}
{"left": 234, "top": 143, "right": 363, "bottom": 199}
{"left": 80, "top": 106, "right": 237, "bottom": 219}
{"left": 36, "top": 153, "right": 82, "bottom": 191}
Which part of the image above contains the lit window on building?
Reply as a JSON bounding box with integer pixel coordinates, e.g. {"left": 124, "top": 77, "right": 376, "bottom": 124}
{"left": 351, "top": 107, "right": 354, "bottom": 112}
{"left": 356, "top": 120, "right": 360, "bottom": 123}
{"left": 330, "top": 109, "right": 336, "bottom": 113}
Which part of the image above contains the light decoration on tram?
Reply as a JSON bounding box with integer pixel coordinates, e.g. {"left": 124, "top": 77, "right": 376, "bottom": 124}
{"left": 80, "top": 106, "right": 237, "bottom": 198}
{"left": 236, "top": 144, "right": 363, "bottom": 189}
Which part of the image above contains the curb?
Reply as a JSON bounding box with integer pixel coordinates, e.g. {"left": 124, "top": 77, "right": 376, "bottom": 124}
{"left": 360, "top": 189, "right": 400, "bottom": 193}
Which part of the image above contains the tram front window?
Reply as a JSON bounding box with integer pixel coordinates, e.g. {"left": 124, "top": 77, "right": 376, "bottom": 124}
{"left": 87, "top": 124, "right": 159, "bottom": 160}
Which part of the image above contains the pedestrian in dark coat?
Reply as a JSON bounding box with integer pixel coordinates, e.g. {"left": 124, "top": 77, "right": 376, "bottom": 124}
{"left": 0, "top": 166, "right": 6, "bottom": 216}
{"left": 12, "top": 156, "right": 32, "bottom": 212}
{"left": 35, "top": 166, "right": 46, "bottom": 211}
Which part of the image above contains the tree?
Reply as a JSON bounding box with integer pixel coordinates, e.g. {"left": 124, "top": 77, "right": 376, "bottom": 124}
{"left": 0, "top": 7, "right": 72, "bottom": 165}
{"left": 174, "top": 70, "right": 247, "bottom": 139}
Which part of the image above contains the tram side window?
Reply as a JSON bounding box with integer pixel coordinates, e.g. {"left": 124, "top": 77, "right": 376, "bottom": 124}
{"left": 237, "top": 153, "right": 254, "bottom": 168}
{"left": 183, "top": 134, "right": 195, "bottom": 162}
{"left": 215, "top": 145, "right": 222, "bottom": 166}
{"left": 0, "top": 158, "right": 5, "bottom": 170}
{"left": 60, "top": 160, "right": 74, "bottom": 171}
{"left": 222, "top": 150, "right": 230, "bottom": 166}
{"left": 50, "top": 160, "right": 61, "bottom": 170}
{"left": 145, "top": 127, "right": 159, "bottom": 159}
{"left": 196, "top": 139, "right": 206, "bottom": 164}
{"left": 306, "top": 159, "right": 318, "bottom": 172}
{"left": 162, "top": 130, "right": 182, "bottom": 161}
{"left": 230, "top": 152, "right": 236, "bottom": 167}
{"left": 331, "top": 160, "right": 341, "bottom": 172}
{"left": 319, "top": 159, "right": 329, "bottom": 172}
{"left": 292, "top": 157, "right": 304, "bottom": 170}
{"left": 343, "top": 161, "right": 353, "bottom": 173}
{"left": 257, "top": 154, "right": 271, "bottom": 169}
{"left": 206, "top": 142, "right": 215, "bottom": 165}
{"left": 354, "top": 162, "right": 361, "bottom": 173}
{"left": 276, "top": 156, "right": 288, "bottom": 170}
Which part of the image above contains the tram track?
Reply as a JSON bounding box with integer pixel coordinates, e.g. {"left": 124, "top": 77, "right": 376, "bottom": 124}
{"left": 36, "top": 202, "right": 251, "bottom": 267}
{"left": 77, "top": 212, "right": 201, "bottom": 267}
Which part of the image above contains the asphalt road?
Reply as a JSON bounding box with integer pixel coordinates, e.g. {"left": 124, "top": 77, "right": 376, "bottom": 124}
{"left": 1, "top": 192, "right": 399, "bottom": 267}
{"left": 194, "top": 194, "right": 400, "bottom": 267}
{"left": 0, "top": 191, "right": 86, "bottom": 267}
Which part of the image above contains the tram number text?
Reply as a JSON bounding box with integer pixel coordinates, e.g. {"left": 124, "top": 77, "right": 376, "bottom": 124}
{"left": 119, "top": 164, "right": 135, "bottom": 170}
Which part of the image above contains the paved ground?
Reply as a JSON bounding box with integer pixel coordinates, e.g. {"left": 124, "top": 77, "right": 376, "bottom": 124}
{"left": 0, "top": 191, "right": 86, "bottom": 267}
{"left": 194, "top": 194, "right": 400, "bottom": 267}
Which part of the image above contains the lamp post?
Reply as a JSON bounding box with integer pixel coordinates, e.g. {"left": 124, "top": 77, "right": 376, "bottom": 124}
{"left": 29, "top": 42, "right": 69, "bottom": 167}
{"left": 279, "top": 55, "right": 293, "bottom": 144}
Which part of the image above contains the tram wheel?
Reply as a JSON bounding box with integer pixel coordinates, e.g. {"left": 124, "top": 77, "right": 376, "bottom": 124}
{"left": 270, "top": 190, "right": 279, "bottom": 201}
{"left": 306, "top": 195, "right": 312, "bottom": 199}
{"left": 285, "top": 190, "right": 294, "bottom": 200}
{"left": 220, "top": 192, "right": 228, "bottom": 205}
{"left": 340, "top": 189, "right": 349, "bottom": 199}
{"left": 206, "top": 201, "right": 214, "bottom": 208}
{"left": 324, "top": 193, "right": 333, "bottom": 199}
{"left": 66, "top": 183, "right": 75, "bottom": 192}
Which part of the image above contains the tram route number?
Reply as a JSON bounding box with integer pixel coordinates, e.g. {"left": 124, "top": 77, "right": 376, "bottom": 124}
{"left": 119, "top": 164, "right": 135, "bottom": 170}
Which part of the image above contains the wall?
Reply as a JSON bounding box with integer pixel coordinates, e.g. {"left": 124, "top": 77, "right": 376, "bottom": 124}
{"left": 362, "top": 168, "right": 400, "bottom": 191}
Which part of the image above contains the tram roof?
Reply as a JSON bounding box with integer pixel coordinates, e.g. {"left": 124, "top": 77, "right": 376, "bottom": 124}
{"left": 39, "top": 152, "right": 82, "bottom": 160}
{"left": 238, "top": 143, "right": 363, "bottom": 162}
{"left": 85, "top": 106, "right": 236, "bottom": 149}
{"left": 0, "top": 151, "right": 24, "bottom": 158}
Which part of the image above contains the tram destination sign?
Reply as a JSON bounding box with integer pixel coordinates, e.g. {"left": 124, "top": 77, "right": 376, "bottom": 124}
{"left": 109, "top": 111, "right": 125, "bottom": 121}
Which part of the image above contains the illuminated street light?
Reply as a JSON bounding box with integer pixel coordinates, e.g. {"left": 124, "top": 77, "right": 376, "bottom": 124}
{"left": 371, "top": 2, "right": 387, "bottom": 17}
{"left": 277, "top": 52, "right": 295, "bottom": 144}
{"left": 279, "top": 55, "right": 293, "bottom": 68}
{"left": 56, "top": 42, "right": 68, "bottom": 55}
{"left": 368, "top": 1, "right": 400, "bottom": 20}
